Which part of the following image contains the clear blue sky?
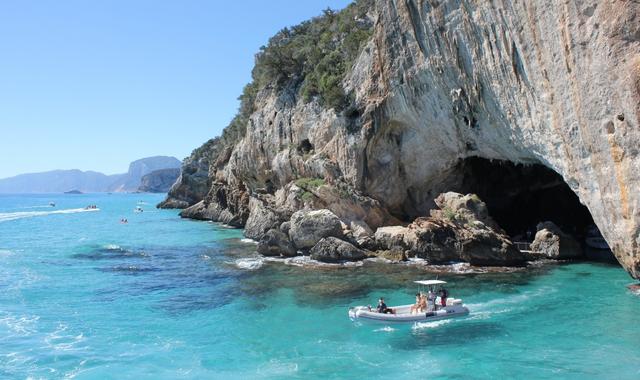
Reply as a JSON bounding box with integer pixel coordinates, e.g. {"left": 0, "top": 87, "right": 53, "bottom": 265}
{"left": 0, "top": 0, "right": 352, "bottom": 178}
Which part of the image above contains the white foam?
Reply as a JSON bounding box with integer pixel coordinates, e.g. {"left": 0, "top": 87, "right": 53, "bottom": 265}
{"left": 412, "top": 318, "right": 453, "bottom": 330}
{"left": 240, "top": 238, "right": 258, "bottom": 244}
{"left": 44, "top": 323, "right": 86, "bottom": 351}
{"left": 374, "top": 326, "right": 396, "bottom": 332}
{"left": 234, "top": 258, "right": 264, "bottom": 270}
{"left": 17, "top": 204, "right": 55, "bottom": 209}
{"left": 0, "top": 314, "right": 40, "bottom": 335}
{"left": 0, "top": 249, "right": 14, "bottom": 258}
{"left": 277, "top": 255, "right": 364, "bottom": 267}
{"left": 0, "top": 207, "right": 99, "bottom": 223}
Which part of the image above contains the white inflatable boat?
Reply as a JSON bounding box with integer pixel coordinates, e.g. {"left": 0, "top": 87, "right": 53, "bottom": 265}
{"left": 348, "top": 280, "right": 469, "bottom": 324}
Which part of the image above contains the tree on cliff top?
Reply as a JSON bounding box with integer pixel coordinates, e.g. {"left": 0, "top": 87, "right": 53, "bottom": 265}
{"left": 217, "top": 0, "right": 374, "bottom": 149}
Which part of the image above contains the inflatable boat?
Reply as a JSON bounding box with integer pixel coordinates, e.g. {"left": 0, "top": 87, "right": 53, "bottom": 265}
{"left": 348, "top": 280, "right": 469, "bottom": 324}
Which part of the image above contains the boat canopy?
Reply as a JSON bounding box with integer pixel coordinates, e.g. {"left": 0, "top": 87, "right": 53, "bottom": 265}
{"left": 414, "top": 280, "right": 447, "bottom": 286}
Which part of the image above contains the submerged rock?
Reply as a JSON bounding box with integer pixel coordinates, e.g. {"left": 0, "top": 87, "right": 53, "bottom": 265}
{"left": 288, "top": 209, "right": 344, "bottom": 250}
{"left": 310, "top": 237, "right": 367, "bottom": 263}
{"left": 530, "top": 221, "right": 583, "bottom": 259}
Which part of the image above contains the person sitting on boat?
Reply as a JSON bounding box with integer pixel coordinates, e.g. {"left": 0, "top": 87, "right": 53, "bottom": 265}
{"left": 410, "top": 293, "right": 421, "bottom": 313}
{"left": 376, "top": 298, "right": 394, "bottom": 314}
{"left": 440, "top": 287, "right": 449, "bottom": 307}
{"left": 418, "top": 293, "right": 427, "bottom": 312}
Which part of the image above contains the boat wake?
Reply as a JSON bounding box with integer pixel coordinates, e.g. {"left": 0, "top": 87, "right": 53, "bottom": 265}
{"left": 16, "top": 204, "right": 55, "bottom": 209}
{"left": 0, "top": 208, "right": 99, "bottom": 223}
{"left": 412, "top": 319, "right": 453, "bottom": 330}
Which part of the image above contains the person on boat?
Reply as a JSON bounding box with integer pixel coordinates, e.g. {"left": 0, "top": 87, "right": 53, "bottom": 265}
{"left": 376, "top": 298, "right": 394, "bottom": 314}
{"left": 418, "top": 293, "right": 427, "bottom": 312}
{"left": 440, "top": 287, "right": 448, "bottom": 307}
{"left": 410, "top": 293, "right": 421, "bottom": 313}
{"left": 427, "top": 290, "right": 436, "bottom": 310}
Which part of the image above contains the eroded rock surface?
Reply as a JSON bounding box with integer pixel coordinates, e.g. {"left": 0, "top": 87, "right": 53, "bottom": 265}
{"left": 374, "top": 192, "right": 527, "bottom": 266}
{"left": 257, "top": 229, "right": 297, "bottom": 257}
{"left": 310, "top": 237, "right": 367, "bottom": 263}
{"left": 288, "top": 209, "right": 344, "bottom": 250}
{"left": 161, "top": 0, "right": 640, "bottom": 278}
{"left": 531, "top": 221, "right": 583, "bottom": 259}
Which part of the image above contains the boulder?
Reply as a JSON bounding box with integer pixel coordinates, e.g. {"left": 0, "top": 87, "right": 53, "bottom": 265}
{"left": 244, "top": 197, "right": 282, "bottom": 240}
{"left": 372, "top": 193, "right": 528, "bottom": 266}
{"left": 530, "top": 221, "right": 583, "bottom": 259}
{"left": 310, "top": 237, "right": 367, "bottom": 263}
{"left": 371, "top": 248, "right": 408, "bottom": 262}
{"left": 279, "top": 221, "right": 291, "bottom": 234}
{"left": 374, "top": 226, "right": 410, "bottom": 250}
{"left": 256, "top": 229, "right": 297, "bottom": 257}
{"left": 288, "top": 209, "right": 344, "bottom": 250}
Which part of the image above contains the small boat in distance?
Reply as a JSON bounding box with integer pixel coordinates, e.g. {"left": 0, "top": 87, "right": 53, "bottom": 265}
{"left": 348, "top": 280, "right": 469, "bottom": 324}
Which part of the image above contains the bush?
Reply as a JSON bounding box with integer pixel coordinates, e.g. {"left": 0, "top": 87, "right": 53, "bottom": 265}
{"left": 295, "top": 177, "right": 326, "bottom": 189}
{"left": 214, "top": 0, "right": 373, "bottom": 148}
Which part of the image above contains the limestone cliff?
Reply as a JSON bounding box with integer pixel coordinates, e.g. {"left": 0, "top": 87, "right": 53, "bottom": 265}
{"left": 138, "top": 168, "right": 180, "bottom": 193}
{"left": 163, "top": 1, "right": 640, "bottom": 278}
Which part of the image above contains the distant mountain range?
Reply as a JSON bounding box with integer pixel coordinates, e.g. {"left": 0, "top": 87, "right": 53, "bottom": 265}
{"left": 0, "top": 156, "right": 181, "bottom": 193}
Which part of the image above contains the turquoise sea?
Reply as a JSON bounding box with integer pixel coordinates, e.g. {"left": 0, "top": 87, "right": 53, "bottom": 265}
{"left": 1, "top": 193, "right": 639, "bottom": 379}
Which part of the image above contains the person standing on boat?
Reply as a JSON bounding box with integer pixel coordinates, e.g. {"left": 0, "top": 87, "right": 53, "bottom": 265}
{"left": 427, "top": 289, "right": 436, "bottom": 310}
{"left": 440, "top": 287, "right": 448, "bottom": 307}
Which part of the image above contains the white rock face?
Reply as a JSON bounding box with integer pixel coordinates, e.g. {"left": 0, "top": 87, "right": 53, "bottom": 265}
{"left": 358, "top": 0, "right": 640, "bottom": 276}
{"left": 167, "top": 0, "right": 640, "bottom": 278}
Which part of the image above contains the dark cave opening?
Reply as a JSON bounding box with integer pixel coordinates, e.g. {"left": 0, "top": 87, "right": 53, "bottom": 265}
{"left": 456, "top": 157, "right": 596, "bottom": 243}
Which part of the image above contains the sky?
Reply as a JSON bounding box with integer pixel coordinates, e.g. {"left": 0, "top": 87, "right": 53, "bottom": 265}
{"left": 0, "top": 0, "right": 352, "bottom": 178}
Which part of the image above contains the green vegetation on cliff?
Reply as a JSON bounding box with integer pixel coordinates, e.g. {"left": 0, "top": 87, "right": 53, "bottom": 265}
{"left": 252, "top": 1, "right": 373, "bottom": 110}
{"left": 218, "top": 0, "right": 373, "bottom": 148}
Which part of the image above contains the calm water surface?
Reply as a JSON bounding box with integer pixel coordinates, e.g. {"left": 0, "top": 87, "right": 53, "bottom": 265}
{"left": 0, "top": 193, "right": 639, "bottom": 379}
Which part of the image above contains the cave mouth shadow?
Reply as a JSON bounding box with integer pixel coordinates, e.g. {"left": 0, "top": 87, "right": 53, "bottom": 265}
{"left": 454, "top": 157, "right": 597, "bottom": 248}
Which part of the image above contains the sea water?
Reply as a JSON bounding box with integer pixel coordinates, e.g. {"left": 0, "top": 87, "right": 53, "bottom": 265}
{"left": 0, "top": 193, "right": 639, "bottom": 379}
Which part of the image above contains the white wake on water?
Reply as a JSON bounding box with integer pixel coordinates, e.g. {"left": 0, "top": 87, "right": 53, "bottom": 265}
{"left": 0, "top": 207, "right": 99, "bottom": 222}
{"left": 412, "top": 319, "right": 453, "bottom": 330}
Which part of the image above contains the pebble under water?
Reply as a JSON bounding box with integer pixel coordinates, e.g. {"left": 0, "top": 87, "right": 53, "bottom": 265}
{"left": 0, "top": 193, "right": 639, "bottom": 379}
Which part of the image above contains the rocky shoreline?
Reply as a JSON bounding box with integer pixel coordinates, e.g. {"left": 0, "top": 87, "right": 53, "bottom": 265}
{"left": 176, "top": 188, "right": 586, "bottom": 270}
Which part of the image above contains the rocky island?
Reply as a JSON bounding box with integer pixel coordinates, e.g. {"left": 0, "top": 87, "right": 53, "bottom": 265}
{"left": 160, "top": 1, "right": 640, "bottom": 278}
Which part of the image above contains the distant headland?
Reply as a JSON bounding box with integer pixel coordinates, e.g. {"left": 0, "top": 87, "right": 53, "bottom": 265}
{"left": 0, "top": 156, "right": 181, "bottom": 194}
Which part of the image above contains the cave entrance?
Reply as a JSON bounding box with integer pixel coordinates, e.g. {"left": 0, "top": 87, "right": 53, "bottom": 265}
{"left": 455, "top": 157, "right": 604, "bottom": 255}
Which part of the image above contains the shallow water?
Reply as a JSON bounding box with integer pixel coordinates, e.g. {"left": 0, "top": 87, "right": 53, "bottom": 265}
{"left": 0, "top": 193, "right": 639, "bottom": 379}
